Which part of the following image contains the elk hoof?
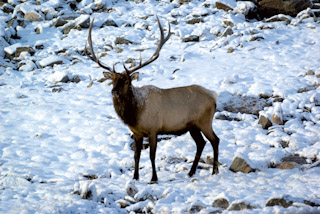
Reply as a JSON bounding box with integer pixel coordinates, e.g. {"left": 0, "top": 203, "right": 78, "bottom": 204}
{"left": 188, "top": 171, "right": 195, "bottom": 177}
{"left": 212, "top": 166, "right": 219, "bottom": 175}
{"left": 148, "top": 180, "right": 158, "bottom": 185}
{"left": 133, "top": 174, "right": 139, "bottom": 180}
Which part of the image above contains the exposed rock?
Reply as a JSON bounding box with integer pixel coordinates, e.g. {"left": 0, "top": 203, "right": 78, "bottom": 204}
{"left": 71, "top": 75, "right": 81, "bottom": 83}
{"left": 227, "top": 47, "right": 235, "bottom": 53}
{"left": 102, "top": 19, "right": 118, "bottom": 27}
{"left": 125, "top": 180, "right": 138, "bottom": 197}
{"left": 4, "top": 44, "right": 35, "bottom": 59}
{"left": 15, "top": 46, "right": 35, "bottom": 57}
{"left": 229, "top": 156, "right": 255, "bottom": 173}
{"left": 24, "top": 11, "right": 43, "bottom": 22}
{"left": 258, "top": 114, "right": 272, "bottom": 129}
{"left": 76, "top": 15, "right": 90, "bottom": 28}
{"left": 228, "top": 201, "right": 257, "bottom": 211}
{"left": 186, "top": 18, "right": 204, "bottom": 24}
{"left": 266, "top": 196, "right": 293, "bottom": 208}
{"left": 2, "top": 3, "right": 14, "bottom": 13}
{"left": 223, "top": 19, "right": 235, "bottom": 27}
{"left": 258, "top": 0, "right": 313, "bottom": 18}
{"left": 39, "top": 56, "right": 63, "bottom": 67}
{"left": 298, "top": 86, "right": 316, "bottom": 93}
{"left": 303, "top": 199, "right": 320, "bottom": 207}
{"left": 115, "top": 37, "right": 136, "bottom": 45}
{"left": 280, "top": 140, "right": 289, "bottom": 148}
{"left": 182, "top": 35, "right": 200, "bottom": 42}
{"left": 134, "top": 189, "right": 157, "bottom": 202}
{"left": 310, "top": 93, "right": 320, "bottom": 106}
{"left": 276, "top": 161, "right": 299, "bottom": 169}
{"left": 282, "top": 154, "right": 307, "bottom": 165}
{"left": 216, "top": 2, "right": 234, "bottom": 12}
{"left": 221, "top": 26, "right": 233, "bottom": 37}
{"left": 62, "top": 22, "right": 80, "bottom": 34}
{"left": 265, "top": 14, "right": 292, "bottom": 24}
{"left": 116, "top": 199, "right": 131, "bottom": 208}
{"left": 218, "top": 92, "right": 269, "bottom": 116}
{"left": 271, "top": 103, "right": 284, "bottom": 125}
{"left": 306, "top": 70, "right": 315, "bottom": 75}
{"left": 189, "top": 203, "right": 204, "bottom": 213}
{"left": 249, "top": 35, "right": 264, "bottom": 41}
{"left": 212, "top": 198, "right": 229, "bottom": 210}
{"left": 52, "top": 17, "right": 68, "bottom": 27}
{"left": 234, "top": 1, "right": 258, "bottom": 19}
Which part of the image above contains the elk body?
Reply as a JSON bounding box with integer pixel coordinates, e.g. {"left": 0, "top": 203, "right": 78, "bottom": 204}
{"left": 85, "top": 17, "right": 220, "bottom": 183}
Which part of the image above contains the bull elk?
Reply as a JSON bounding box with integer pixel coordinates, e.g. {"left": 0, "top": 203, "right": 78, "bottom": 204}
{"left": 85, "top": 16, "right": 220, "bottom": 183}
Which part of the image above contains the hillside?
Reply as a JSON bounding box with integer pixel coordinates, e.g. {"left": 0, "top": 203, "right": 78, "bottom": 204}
{"left": 1, "top": 0, "right": 320, "bottom": 213}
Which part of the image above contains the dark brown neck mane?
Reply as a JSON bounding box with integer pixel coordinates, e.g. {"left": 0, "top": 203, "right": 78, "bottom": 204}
{"left": 112, "top": 86, "right": 140, "bottom": 127}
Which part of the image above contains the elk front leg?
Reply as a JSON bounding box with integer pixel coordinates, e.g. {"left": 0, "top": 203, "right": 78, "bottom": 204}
{"left": 149, "top": 133, "right": 158, "bottom": 183}
{"left": 133, "top": 134, "right": 143, "bottom": 180}
{"left": 189, "top": 128, "right": 206, "bottom": 177}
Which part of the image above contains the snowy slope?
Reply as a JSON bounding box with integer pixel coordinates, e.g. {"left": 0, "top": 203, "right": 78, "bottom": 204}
{"left": 0, "top": 0, "right": 320, "bottom": 213}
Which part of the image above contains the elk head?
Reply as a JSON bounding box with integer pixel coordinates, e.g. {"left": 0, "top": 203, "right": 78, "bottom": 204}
{"left": 84, "top": 16, "right": 171, "bottom": 100}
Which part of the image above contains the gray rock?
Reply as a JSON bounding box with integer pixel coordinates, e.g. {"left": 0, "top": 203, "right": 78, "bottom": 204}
{"left": 102, "top": 19, "right": 118, "bottom": 27}
{"left": 189, "top": 204, "right": 203, "bottom": 213}
{"left": 62, "top": 22, "right": 80, "bottom": 34}
{"left": 310, "top": 93, "right": 320, "bottom": 106}
{"left": 282, "top": 154, "right": 307, "bottom": 165}
{"left": 115, "top": 37, "right": 136, "bottom": 45}
{"left": 276, "top": 161, "right": 299, "bottom": 170}
{"left": 228, "top": 201, "right": 257, "bottom": 211}
{"left": 125, "top": 181, "right": 138, "bottom": 197}
{"left": 265, "top": 14, "right": 292, "bottom": 25}
{"left": 216, "top": 2, "right": 234, "bottom": 12}
{"left": 227, "top": 47, "right": 235, "bottom": 53}
{"left": 223, "top": 20, "right": 235, "bottom": 27}
{"left": 15, "top": 46, "right": 35, "bottom": 57}
{"left": 77, "top": 16, "right": 90, "bottom": 28}
{"left": 266, "top": 196, "right": 293, "bottom": 208}
{"left": 229, "top": 156, "right": 255, "bottom": 173}
{"left": 52, "top": 18, "right": 68, "bottom": 27}
{"left": 219, "top": 92, "right": 269, "bottom": 116}
{"left": 182, "top": 35, "right": 200, "bottom": 42}
{"left": 71, "top": 75, "right": 81, "bottom": 83}
{"left": 221, "top": 27, "right": 233, "bottom": 37}
{"left": 258, "top": 0, "right": 312, "bottom": 18}
{"left": 116, "top": 199, "right": 131, "bottom": 208}
{"left": 2, "top": 3, "right": 14, "bottom": 13}
{"left": 186, "top": 18, "right": 204, "bottom": 25}
{"left": 306, "top": 70, "right": 315, "bottom": 75}
{"left": 24, "top": 11, "right": 43, "bottom": 22}
{"left": 258, "top": 114, "right": 272, "bottom": 129}
{"left": 212, "top": 198, "right": 229, "bottom": 210}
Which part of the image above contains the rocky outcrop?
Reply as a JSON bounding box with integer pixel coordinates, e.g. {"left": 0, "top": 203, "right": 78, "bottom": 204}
{"left": 258, "top": 0, "right": 313, "bottom": 18}
{"left": 229, "top": 156, "right": 256, "bottom": 173}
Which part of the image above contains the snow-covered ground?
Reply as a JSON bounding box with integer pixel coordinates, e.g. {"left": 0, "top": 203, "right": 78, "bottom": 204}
{"left": 1, "top": 0, "right": 320, "bottom": 213}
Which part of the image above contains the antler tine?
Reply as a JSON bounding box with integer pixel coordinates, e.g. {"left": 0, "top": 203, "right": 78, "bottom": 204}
{"left": 85, "top": 18, "right": 114, "bottom": 73}
{"left": 124, "top": 15, "right": 171, "bottom": 75}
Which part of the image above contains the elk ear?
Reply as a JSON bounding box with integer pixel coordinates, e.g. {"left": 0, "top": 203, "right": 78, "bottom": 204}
{"left": 103, "top": 72, "right": 113, "bottom": 80}
{"left": 130, "top": 72, "right": 139, "bottom": 81}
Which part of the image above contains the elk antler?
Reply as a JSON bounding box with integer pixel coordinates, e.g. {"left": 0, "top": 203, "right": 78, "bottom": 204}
{"left": 123, "top": 16, "right": 171, "bottom": 75}
{"left": 84, "top": 17, "right": 115, "bottom": 74}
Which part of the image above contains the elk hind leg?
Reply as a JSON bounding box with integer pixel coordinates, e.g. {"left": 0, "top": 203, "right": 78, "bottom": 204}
{"left": 149, "top": 133, "right": 158, "bottom": 183}
{"left": 188, "top": 127, "right": 206, "bottom": 177}
{"left": 201, "top": 127, "right": 220, "bottom": 175}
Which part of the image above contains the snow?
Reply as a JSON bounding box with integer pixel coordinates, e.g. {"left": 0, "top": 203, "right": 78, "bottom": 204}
{"left": 0, "top": 0, "right": 320, "bottom": 213}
